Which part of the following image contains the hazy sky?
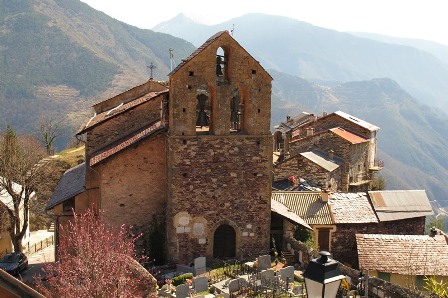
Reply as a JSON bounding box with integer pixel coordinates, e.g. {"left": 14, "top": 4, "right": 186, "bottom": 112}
{"left": 81, "top": 0, "right": 448, "bottom": 46}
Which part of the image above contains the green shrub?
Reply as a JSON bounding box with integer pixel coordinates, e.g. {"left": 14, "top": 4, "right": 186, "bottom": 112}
{"left": 172, "top": 273, "right": 193, "bottom": 286}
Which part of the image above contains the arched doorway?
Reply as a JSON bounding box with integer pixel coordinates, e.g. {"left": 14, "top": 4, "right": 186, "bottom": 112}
{"left": 213, "top": 224, "right": 236, "bottom": 258}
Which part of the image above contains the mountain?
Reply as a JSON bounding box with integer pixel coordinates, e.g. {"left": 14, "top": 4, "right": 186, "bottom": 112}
{"left": 153, "top": 13, "right": 448, "bottom": 111}
{"left": 0, "top": 0, "right": 196, "bottom": 148}
{"left": 349, "top": 32, "right": 448, "bottom": 66}
{"left": 270, "top": 71, "right": 448, "bottom": 204}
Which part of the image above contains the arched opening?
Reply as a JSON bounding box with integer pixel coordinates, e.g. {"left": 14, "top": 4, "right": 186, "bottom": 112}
{"left": 196, "top": 87, "right": 211, "bottom": 133}
{"left": 213, "top": 224, "right": 236, "bottom": 258}
{"left": 216, "top": 47, "right": 226, "bottom": 79}
{"left": 230, "top": 88, "right": 243, "bottom": 132}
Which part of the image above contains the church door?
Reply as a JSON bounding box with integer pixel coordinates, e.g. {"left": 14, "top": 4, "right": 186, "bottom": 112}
{"left": 213, "top": 224, "right": 236, "bottom": 258}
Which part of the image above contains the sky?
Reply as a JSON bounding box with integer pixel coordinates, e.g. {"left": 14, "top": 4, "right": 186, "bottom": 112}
{"left": 81, "top": 0, "right": 448, "bottom": 47}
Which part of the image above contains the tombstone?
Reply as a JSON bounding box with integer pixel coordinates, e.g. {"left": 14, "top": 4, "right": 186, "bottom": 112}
{"left": 257, "top": 255, "right": 271, "bottom": 270}
{"left": 175, "top": 284, "right": 190, "bottom": 298}
{"left": 260, "top": 269, "right": 275, "bottom": 284}
{"left": 216, "top": 293, "right": 230, "bottom": 298}
{"left": 194, "top": 256, "right": 207, "bottom": 275}
{"left": 227, "top": 278, "right": 240, "bottom": 294}
{"left": 193, "top": 276, "right": 209, "bottom": 293}
{"left": 157, "top": 284, "right": 173, "bottom": 297}
{"left": 279, "top": 266, "right": 295, "bottom": 283}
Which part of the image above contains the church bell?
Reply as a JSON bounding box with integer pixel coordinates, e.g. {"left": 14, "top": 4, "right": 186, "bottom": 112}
{"left": 196, "top": 110, "right": 209, "bottom": 127}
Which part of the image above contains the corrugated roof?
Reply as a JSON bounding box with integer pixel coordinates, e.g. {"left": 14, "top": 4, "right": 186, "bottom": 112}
{"left": 330, "top": 127, "right": 369, "bottom": 144}
{"left": 89, "top": 121, "right": 165, "bottom": 166}
{"left": 368, "top": 190, "right": 433, "bottom": 221}
{"left": 272, "top": 192, "right": 332, "bottom": 225}
{"left": 300, "top": 151, "right": 341, "bottom": 172}
{"left": 334, "top": 111, "right": 380, "bottom": 132}
{"left": 46, "top": 163, "right": 85, "bottom": 210}
{"left": 356, "top": 234, "right": 448, "bottom": 276}
{"left": 271, "top": 199, "right": 312, "bottom": 230}
{"left": 77, "top": 91, "right": 167, "bottom": 135}
{"left": 329, "top": 193, "right": 378, "bottom": 224}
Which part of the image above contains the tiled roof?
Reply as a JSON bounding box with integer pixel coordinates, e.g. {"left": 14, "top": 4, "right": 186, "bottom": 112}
{"left": 330, "top": 127, "right": 369, "bottom": 144}
{"left": 356, "top": 234, "right": 448, "bottom": 276}
{"left": 271, "top": 199, "right": 312, "bottom": 230}
{"left": 77, "top": 91, "right": 167, "bottom": 135}
{"left": 46, "top": 162, "right": 85, "bottom": 210}
{"left": 300, "top": 151, "right": 341, "bottom": 172}
{"left": 368, "top": 190, "right": 433, "bottom": 221}
{"left": 89, "top": 121, "right": 165, "bottom": 166}
{"left": 329, "top": 193, "right": 378, "bottom": 224}
{"left": 334, "top": 111, "right": 380, "bottom": 132}
{"left": 272, "top": 192, "right": 332, "bottom": 225}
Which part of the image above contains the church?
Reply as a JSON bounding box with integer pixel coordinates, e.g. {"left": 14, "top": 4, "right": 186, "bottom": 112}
{"left": 47, "top": 31, "right": 274, "bottom": 264}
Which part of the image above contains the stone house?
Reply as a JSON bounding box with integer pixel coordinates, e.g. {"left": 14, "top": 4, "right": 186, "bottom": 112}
{"left": 48, "top": 31, "right": 273, "bottom": 264}
{"left": 356, "top": 233, "right": 448, "bottom": 290}
{"left": 273, "top": 111, "right": 380, "bottom": 192}
{"left": 272, "top": 190, "right": 433, "bottom": 268}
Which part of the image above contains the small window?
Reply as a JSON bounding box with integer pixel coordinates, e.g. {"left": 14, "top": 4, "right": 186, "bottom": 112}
{"left": 63, "top": 197, "right": 75, "bottom": 212}
{"left": 377, "top": 271, "right": 390, "bottom": 282}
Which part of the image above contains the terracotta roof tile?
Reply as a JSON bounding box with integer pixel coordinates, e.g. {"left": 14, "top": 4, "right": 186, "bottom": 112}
{"left": 77, "top": 91, "right": 167, "bottom": 135}
{"left": 330, "top": 127, "right": 369, "bottom": 144}
{"left": 356, "top": 234, "right": 448, "bottom": 275}
{"left": 89, "top": 121, "right": 165, "bottom": 166}
{"left": 329, "top": 193, "right": 378, "bottom": 224}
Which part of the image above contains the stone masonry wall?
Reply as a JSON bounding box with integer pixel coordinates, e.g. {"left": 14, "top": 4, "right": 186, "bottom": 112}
{"left": 294, "top": 114, "right": 371, "bottom": 139}
{"left": 167, "top": 135, "right": 272, "bottom": 263}
{"left": 86, "top": 95, "right": 164, "bottom": 156}
{"left": 95, "top": 134, "right": 168, "bottom": 256}
{"left": 167, "top": 32, "right": 273, "bottom": 263}
{"left": 331, "top": 217, "right": 426, "bottom": 268}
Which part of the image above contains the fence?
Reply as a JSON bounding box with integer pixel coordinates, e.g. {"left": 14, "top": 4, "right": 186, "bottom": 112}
{"left": 24, "top": 235, "right": 54, "bottom": 256}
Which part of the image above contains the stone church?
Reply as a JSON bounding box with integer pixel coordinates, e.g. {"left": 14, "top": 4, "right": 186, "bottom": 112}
{"left": 48, "top": 31, "right": 274, "bottom": 264}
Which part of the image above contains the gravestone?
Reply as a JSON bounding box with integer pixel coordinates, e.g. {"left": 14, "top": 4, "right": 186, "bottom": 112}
{"left": 260, "top": 269, "right": 275, "bottom": 283}
{"left": 194, "top": 256, "right": 206, "bottom": 275}
{"left": 257, "top": 255, "right": 271, "bottom": 270}
{"left": 215, "top": 293, "right": 230, "bottom": 298}
{"left": 279, "top": 266, "right": 294, "bottom": 283}
{"left": 193, "top": 276, "right": 209, "bottom": 293}
{"left": 228, "top": 278, "right": 240, "bottom": 294}
{"left": 175, "top": 284, "right": 190, "bottom": 298}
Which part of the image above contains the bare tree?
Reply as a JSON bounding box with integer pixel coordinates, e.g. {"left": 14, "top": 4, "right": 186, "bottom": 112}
{"left": 37, "top": 115, "right": 62, "bottom": 155}
{"left": 0, "top": 126, "right": 47, "bottom": 252}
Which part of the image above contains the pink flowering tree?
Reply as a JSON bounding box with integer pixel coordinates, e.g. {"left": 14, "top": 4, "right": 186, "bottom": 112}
{"left": 35, "top": 208, "right": 156, "bottom": 297}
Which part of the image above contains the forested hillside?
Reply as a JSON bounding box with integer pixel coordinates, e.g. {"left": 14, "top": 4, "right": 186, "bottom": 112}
{"left": 0, "top": 0, "right": 195, "bottom": 148}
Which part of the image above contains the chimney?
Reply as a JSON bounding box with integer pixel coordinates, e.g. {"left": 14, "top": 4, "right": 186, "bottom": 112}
{"left": 286, "top": 115, "right": 291, "bottom": 122}
{"left": 321, "top": 189, "right": 330, "bottom": 202}
{"left": 329, "top": 149, "right": 334, "bottom": 160}
{"left": 306, "top": 127, "right": 314, "bottom": 136}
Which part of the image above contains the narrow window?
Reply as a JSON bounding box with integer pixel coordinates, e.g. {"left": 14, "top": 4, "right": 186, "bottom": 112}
{"left": 216, "top": 47, "right": 226, "bottom": 78}
{"left": 230, "top": 89, "right": 242, "bottom": 132}
{"left": 196, "top": 87, "right": 211, "bottom": 133}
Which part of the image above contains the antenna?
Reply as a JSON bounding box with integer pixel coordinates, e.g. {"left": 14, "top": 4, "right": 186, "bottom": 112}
{"left": 147, "top": 62, "right": 157, "bottom": 80}
{"left": 169, "top": 48, "right": 176, "bottom": 72}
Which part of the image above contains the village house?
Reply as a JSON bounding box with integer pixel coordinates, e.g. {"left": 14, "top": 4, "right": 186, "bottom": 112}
{"left": 356, "top": 233, "right": 448, "bottom": 290}
{"left": 271, "top": 190, "right": 433, "bottom": 268}
{"left": 48, "top": 31, "right": 275, "bottom": 264}
{"left": 273, "top": 111, "right": 381, "bottom": 192}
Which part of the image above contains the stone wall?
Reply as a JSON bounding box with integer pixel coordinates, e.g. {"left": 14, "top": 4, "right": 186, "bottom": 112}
{"left": 86, "top": 95, "right": 164, "bottom": 156}
{"left": 331, "top": 217, "right": 426, "bottom": 268}
{"left": 167, "top": 135, "right": 272, "bottom": 263}
{"left": 166, "top": 32, "right": 273, "bottom": 263}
